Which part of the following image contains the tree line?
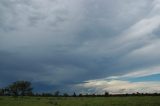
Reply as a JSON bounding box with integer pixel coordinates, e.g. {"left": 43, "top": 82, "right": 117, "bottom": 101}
{"left": 0, "top": 81, "right": 160, "bottom": 97}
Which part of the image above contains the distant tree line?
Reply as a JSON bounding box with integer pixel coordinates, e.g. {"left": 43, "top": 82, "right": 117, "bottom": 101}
{"left": 1, "top": 81, "right": 160, "bottom": 97}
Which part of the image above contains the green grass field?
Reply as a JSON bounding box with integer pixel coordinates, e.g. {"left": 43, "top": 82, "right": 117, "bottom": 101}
{"left": 0, "top": 96, "right": 160, "bottom": 106}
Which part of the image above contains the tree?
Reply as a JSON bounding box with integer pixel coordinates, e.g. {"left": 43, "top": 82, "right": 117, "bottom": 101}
{"left": 63, "top": 93, "right": 69, "bottom": 97}
{"left": 79, "top": 93, "right": 83, "bottom": 97}
{"left": 0, "top": 88, "right": 4, "bottom": 96}
{"left": 0, "top": 87, "right": 11, "bottom": 96}
{"left": 42, "top": 93, "right": 53, "bottom": 97}
{"left": 104, "top": 91, "right": 109, "bottom": 96}
{"left": 73, "top": 92, "right": 76, "bottom": 97}
{"left": 4, "top": 87, "right": 10, "bottom": 96}
{"left": 17, "top": 81, "right": 32, "bottom": 96}
{"left": 9, "top": 83, "right": 19, "bottom": 96}
{"left": 8, "top": 81, "right": 33, "bottom": 96}
{"left": 54, "top": 91, "right": 60, "bottom": 97}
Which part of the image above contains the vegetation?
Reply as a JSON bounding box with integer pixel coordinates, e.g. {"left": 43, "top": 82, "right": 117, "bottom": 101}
{"left": 1, "top": 81, "right": 160, "bottom": 97}
{"left": 1, "top": 81, "right": 160, "bottom": 106}
{"left": 0, "top": 96, "right": 160, "bottom": 106}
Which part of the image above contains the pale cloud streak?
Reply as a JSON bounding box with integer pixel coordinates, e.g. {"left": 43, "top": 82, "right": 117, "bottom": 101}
{"left": 77, "top": 80, "right": 160, "bottom": 94}
{"left": 107, "top": 65, "right": 160, "bottom": 79}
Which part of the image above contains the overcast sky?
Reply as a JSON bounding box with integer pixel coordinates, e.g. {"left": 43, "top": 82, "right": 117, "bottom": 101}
{"left": 1, "top": 0, "right": 160, "bottom": 94}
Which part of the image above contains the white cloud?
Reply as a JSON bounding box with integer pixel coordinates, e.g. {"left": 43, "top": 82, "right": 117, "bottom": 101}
{"left": 107, "top": 65, "right": 160, "bottom": 79}
{"left": 77, "top": 79, "right": 160, "bottom": 94}
{"left": 122, "top": 16, "right": 160, "bottom": 41}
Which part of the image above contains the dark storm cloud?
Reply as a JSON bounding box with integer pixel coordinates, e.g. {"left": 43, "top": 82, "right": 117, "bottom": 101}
{"left": 1, "top": 0, "right": 160, "bottom": 92}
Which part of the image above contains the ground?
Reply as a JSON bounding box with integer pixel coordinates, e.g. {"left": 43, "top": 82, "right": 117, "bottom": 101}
{"left": 0, "top": 96, "right": 160, "bottom": 106}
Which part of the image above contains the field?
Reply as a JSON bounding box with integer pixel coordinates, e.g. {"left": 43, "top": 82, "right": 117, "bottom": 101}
{"left": 0, "top": 96, "right": 160, "bottom": 106}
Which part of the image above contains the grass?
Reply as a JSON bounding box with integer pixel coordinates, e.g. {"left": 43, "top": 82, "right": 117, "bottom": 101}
{"left": 0, "top": 96, "right": 160, "bottom": 106}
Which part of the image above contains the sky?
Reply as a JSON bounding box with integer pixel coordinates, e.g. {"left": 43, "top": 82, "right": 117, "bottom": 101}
{"left": 1, "top": 0, "right": 160, "bottom": 94}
